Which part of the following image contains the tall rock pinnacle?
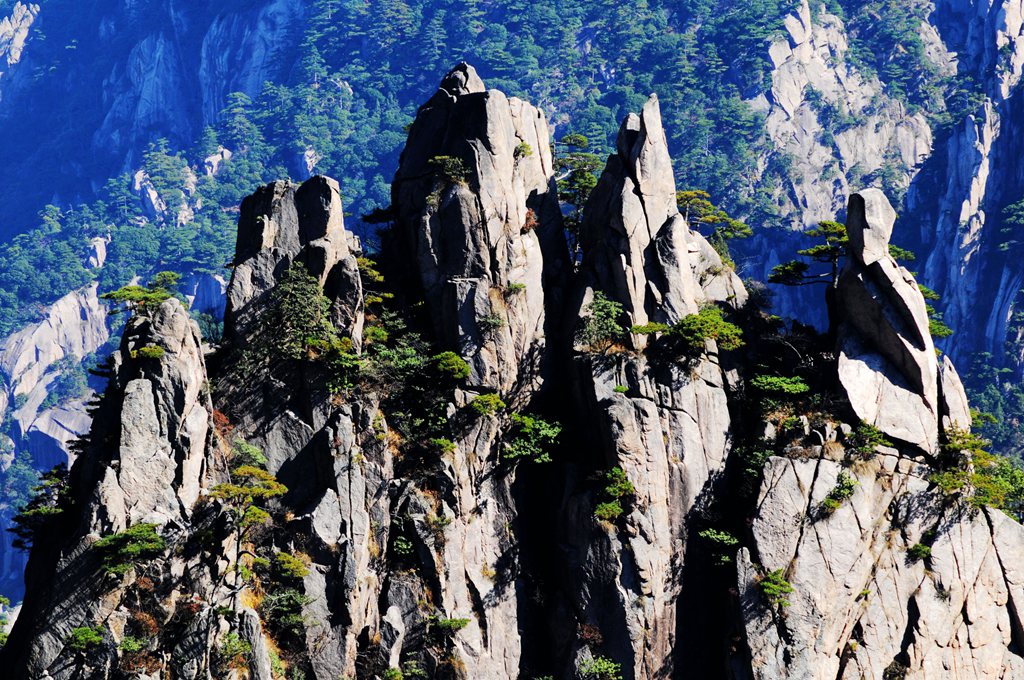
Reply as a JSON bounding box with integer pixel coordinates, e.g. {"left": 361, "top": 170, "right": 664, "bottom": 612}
{"left": 837, "top": 188, "right": 958, "bottom": 454}
{"left": 392, "top": 62, "right": 567, "bottom": 400}
{"left": 578, "top": 94, "right": 746, "bottom": 349}
{"left": 225, "top": 175, "right": 364, "bottom": 351}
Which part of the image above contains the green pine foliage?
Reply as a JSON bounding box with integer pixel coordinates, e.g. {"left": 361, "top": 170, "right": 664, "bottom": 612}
{"left": 594, "top": 467, "right": 635, "bottom": 522}
{"left": 94, "top": 523, "right": 167, "bottom": 576}
{"left": 66, "top": 626, "right": 105, "bottom": 652}
{"left": 577, "top": 291, "right": 625, "bottom": 351}
{"left": 504, "top": 413, "right": 561, "bottom": 464}
{"left": 670, "top": 305, "right": 744, "bottom": 353}
{"left": 758, "top": 568, "right": 795, "bottom": 608}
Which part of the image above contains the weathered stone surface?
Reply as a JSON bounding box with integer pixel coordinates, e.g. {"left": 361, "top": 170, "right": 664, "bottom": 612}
{"left": 565, "top": 98, "right": 746, "bottom": 680}
{"left": 225, "top": 174, "right": 364, "bottom": 348}
{"left": 939, "top": 354, "right": 972, "bottom": 433}
{"left": 578, "top": 94, "right": 747, "bottom": 353}
{"left": 5, "top": 297, "right": 219, "bottom": 679}
{"left": 751, "top": 0, "right": 932, "bottom": 230}
{"left": 837, "top": 190, "right": 943, "bottom": 453}
{"left": 392, "top": 62, "right": 567, "bottom": 399}
{"left": 99, "top": 298, "right": 212, "bottom": 527}
{"left": 741, "top": 454, "right": 1024, "bottom": 679}
{"left": 0, "top": 3, "right": 36, "bottom": 78}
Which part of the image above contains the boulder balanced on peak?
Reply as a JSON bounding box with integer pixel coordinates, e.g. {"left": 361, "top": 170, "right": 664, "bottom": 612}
{"left": 837, "top": 188, "right": 970, "bottom": 454}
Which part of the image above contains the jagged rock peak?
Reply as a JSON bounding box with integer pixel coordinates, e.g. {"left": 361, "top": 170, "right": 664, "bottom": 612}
{"left": 837, "top": 189, "right": 970, "bottom": 454}
{"left": 4, "top": 297, "right": 218, "bottom": 679}
{"left": 225, "top": 174, "right": 364, "bottom": 348}
{"left": 578, "top": 94, "right": 746, "bottom": 345}
{"left": 392, "top": 63, "right": 567, "bottom": 398}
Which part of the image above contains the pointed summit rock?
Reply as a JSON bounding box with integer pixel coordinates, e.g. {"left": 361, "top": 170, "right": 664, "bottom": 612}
{"left": 225, "top": 175, "right": 364, "bottom": 350}
{"left": 392, "top": 63, "right": 567, "bottom": 399}
{"left": 837, "top": 190, "right": 948, "bottom": 453}
{"left": 578, "top": 94, "right": 745, "bottom": 348}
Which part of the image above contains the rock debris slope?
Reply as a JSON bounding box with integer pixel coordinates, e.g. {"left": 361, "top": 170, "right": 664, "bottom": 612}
{"left": 3, "top": 64, "right": 1024, "bottom": 680}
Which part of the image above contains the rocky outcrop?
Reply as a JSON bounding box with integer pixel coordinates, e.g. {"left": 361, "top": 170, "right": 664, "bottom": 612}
{"left": 579, "top": 94, "right": 746, "bottom": 345}
{"left": 96, "top": 299, "right": 212, "bottom": 528}
{"left": 225, "top": 174, "right": 364, "bottom": 352}
{"left": 739, "top": 447, "right": 1024, "bottom": 679}
{"left": 736, "top": 188, "right": 1023, "bottom": 679}
{"left": 0, "top": 283, "right": 109, "bottom": 463}
{"left": 563, "top": 96, "right": 747, "bottom": 680}
{"left": 5, "top": 59, "right": 1024, "bottom": 680}
{"left": 392, "top": 62, "right": 568, "bottom": 399}
{"left": 3, "top": 297, "right": 221, "bottom": 679}
{"left": 0, "top": 3, "right": 36, "bottom": 86}
{"left": 837, "top": 189, "right": 944, "bottom": 453}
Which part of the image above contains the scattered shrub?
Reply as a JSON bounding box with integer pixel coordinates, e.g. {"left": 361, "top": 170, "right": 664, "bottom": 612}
{"left": 132, "top": 345, "right": 165, "bottom": 360}
{"left": 469, "top": 393, "right": 506, "bottom": 416}
{"left": 119, "top": 635, "right": 147, "bottom": 654}
{"left": 670, "top": 305, "right": 743, "bottom": 353}
{"left": 275, "top": 552, "right": 310, "bottom": 580}
{"left": 393, "top": 536, "right": 415, "bottom": 558}
{"left": 514, "top": 142, "right": 533, "bottom": 160}
{"left": 578, "top": 292, "right": 625, "bottom": 351}
{"left": 883, "top": 661, "right": 909, "bottom": 680}
{"left": 428, "top": 155, "right": 469, "bottom": 184}
{"left": 698, "top": 528, "right": 740, "bottom": 564}
{"left": 504, "top": 413, "right": 561, "bottom": 464}
{"left": 522, "top": 208, "right": 539, "bottom": 233}
{"left": 907, "top": 543, "right": 932, "bottom": 563}
{"left": 259, "top": 588, "right": 311, "bottom": 639}
{"left": 505, "top": 282, "right": 527, "bottom": 296}
{"left": 428, "top": 437, "right": 456, "bottom": 455}
{"left": 218, "top": 632, "right": 251, "bottom": 671}
{"left": 428, "top": 616, "right": 470, "bottom": 637}
{"left": 930, "top": 427, "right": 1024, "bottom": 517}
{"left": 94, "top": 523, "right": 166, "bottom": 576}
{"left": 594, "top": 467, "right": 635, "bottom": 522}
{"left": 846, "top": 421, "right": 891, "bottom": 456}
{"left": 232, "top": 439, "right": 268, "bottom": 468}
{"left": 578, "top": 655, "right": 623, "bottom": 680}
{"left": 750, "top": 374, "right": 810, "bottom": 395}
{"left": 821, "top": 471, "right": 858, "bottom": 514}
{"left": 479, "top": 313, "right": 506, "bottom": 331}
{"left": 432, "top": 351, "right": 470, "bottom": 380}
{"left": 594, "top": 501, "right": 624, "bottom": 522}
{"left": 66, "top": 626, "right": 104, "bottom": 652}
{"left": 613, "top": 385, "right": 629, "bottom": 394}
{"left": 758, "top": 569, "right": 794, "bottom": 608}
{"left": 630, "top": 322, "right": 670, "bottom": 335}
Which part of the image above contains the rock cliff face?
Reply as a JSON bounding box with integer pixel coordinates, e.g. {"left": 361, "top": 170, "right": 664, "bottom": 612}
{"left": 3, "top": 65, "right": 1024, "bottom": 680}
{"left": 3, "top": 296, "right": 220, "bottom": 679}
{"left": 737, "top": 188, "right": 1024, "bottom": 680}
{"left": 905, "top": 0, "right": 1024, "bottom": 374}
{"left": 752, "top": 0, "right": 933, "bottom": 229}
{"left": 0, "top": 2, "right": 35, "bottom": 90}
